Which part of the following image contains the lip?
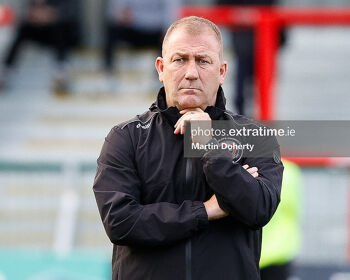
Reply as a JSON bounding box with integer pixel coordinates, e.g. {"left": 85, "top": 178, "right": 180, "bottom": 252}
{"left": 179, "top": 88, "right": 201, "bottom": 93}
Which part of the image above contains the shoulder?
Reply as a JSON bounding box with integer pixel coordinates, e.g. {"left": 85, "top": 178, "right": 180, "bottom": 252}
{"left": 101, "top": 110, "right": 157, "bottom": 157}
{"left": 106, "top": 110, "right": 159, "bottom": 142}
{"left": 112, "top": 110, "right": 158, "bottom": 131}
{"left": 223, "top": 110, "right": 262, "bottom": 127}
{"left": 223, "top": 111, "right": 281, "bottom": 158}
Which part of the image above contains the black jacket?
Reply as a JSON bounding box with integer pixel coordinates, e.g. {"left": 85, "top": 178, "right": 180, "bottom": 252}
{"left": 93, "top": 87, "right": 284, "bottom": 280}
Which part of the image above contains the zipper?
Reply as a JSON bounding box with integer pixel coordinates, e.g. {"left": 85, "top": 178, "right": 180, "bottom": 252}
{"left": 185, "top": 158, "right": 193, "bottom": 199}
{"left": 185, "top": 158, "right": 193, "bottom": 280}
{"left": 185, "top": 239, "right": 192, "bottom": 280}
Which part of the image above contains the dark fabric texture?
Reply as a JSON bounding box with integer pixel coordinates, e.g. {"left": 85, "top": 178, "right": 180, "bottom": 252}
{"left": 93, "top": 87, "right": 284, "bottom": 280}
{"left": 260, "top": 262, "right": 292, "bottom": 280}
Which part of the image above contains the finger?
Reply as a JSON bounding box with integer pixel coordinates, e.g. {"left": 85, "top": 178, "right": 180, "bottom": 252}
{"left": 175, "top": 113, "right": 190, "bottom": 127}
{"left": 180, "top": 109, "right": 198, "bottom": 115}
{"left": 175, "top": 116, "right": 184, "bottom": 128}
{"left": 181, "top": 118, "right": 192, "bottom": 134}
{"left": 181, "top": 123, "right": 186, "bottom": 135}
{"left": 174, "top": 119, "right": 184, "bottom": 134}
{"left": 174, "top": 118, "right": 181, "bottom": 128}
{"left": 180, "top": 110, "right": 192, "bottom": 115}
{"left": 174, "top": 119, "right": 186, "bottom": 134}
{"left": 242, "top": 164, "right": 249, "bottom": 169}
{"left": 174, "top": 124, "right": 180, "bottom": 134}
{"left": 180, "top": 108, "right": 203, "bottom": 114}
{"left": 247, "top": 167, "right": 258, "bottom": 174}
{"left": 252, "top": 172, "right": 259, "bottom": 178}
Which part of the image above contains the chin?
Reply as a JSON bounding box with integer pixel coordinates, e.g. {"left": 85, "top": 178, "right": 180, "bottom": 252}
{"left": 178, "top": 97, "right": 203, "bottom": 110}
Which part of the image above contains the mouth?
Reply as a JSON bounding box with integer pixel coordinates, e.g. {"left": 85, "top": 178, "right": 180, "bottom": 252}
{"left": 179, "top": 88, "right": 201, "bottom": 94}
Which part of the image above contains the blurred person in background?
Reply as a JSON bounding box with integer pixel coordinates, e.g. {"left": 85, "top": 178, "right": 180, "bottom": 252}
{"left": 216, "top": 0, "right": 286, "bottom": 116}
{"left": 0, "top": 0, "right": 80, "bottom": 93}
{"left": 260, "top": 159, "right": 302, "bottom": 280}
{"left": 103, "top": 0, "right": 180, "bottom": 75}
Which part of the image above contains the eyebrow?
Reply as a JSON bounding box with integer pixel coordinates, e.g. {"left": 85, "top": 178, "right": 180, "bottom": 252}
{"left": 171, "top": 52, "right": 211, "bottom": 59}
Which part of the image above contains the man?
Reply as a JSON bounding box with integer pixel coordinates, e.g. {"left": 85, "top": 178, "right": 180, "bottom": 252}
{"left": 93, "top": 16, "right": 283, "bottom": 280}
{"left": 103, "top": 0, "right": 180, "bottom": 73}
{"left": 216, "top": 0, "right": 286, "bottom": 116}
{"left": 0, "top": 0, "right": 79, "bottom": 92}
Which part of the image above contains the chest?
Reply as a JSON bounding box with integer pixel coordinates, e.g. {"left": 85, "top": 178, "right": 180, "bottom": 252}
{"left": 134, "top": 125, "right": 211, "bottom": 204}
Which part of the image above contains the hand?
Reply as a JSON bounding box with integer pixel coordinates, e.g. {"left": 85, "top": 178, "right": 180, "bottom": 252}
{"left": 204, "top": 164, "right": 259, "bottom": 220}
{"left": 204, "top": 165, "right": 258, "bottom": 221}
{"left": 174, "top": 108, "right": 211, "bottom": 135}
{"left": 203, "top": 194, "right": 228, "bottom": 220}
{"left": 242, "top": 164, "right": 259, "bottom": 178}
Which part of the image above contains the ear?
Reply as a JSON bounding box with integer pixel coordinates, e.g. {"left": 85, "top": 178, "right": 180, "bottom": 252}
{"left": 219, "top": 61, "right": 228, "bottom": 86}
{"left": 155, "top": 57, "right": 164, "bottom": 83}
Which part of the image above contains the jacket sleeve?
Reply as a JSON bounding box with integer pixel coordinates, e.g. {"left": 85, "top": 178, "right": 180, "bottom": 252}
{"left": 201, "top": 138, "right": 283, "bottom": 230}
{"left": 93, "top": 126, "right": 208, "bottom": 247}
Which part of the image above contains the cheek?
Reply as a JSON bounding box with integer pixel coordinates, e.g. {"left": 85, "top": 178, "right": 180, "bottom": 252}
{"left": 164, "top": 66, "right": 178, "bottom": 77}
{"left": 167, "top": 70, "right": 183, "bottom": 85}
{"left": 202, "top": 70, "right": 219, "bottom": 86}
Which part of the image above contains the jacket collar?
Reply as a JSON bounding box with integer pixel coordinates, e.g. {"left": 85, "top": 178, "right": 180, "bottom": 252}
{"left": 150, "top": 87, "right": 227, "bottom": 126}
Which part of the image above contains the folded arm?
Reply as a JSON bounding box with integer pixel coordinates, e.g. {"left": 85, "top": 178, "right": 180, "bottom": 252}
{"left": 93, "top": 127, "right": 208, "bottom": 247}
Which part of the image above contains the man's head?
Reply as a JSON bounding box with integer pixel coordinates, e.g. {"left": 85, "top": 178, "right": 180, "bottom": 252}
{"left": 155, "top": 16, "right": 228, "bottom": 111}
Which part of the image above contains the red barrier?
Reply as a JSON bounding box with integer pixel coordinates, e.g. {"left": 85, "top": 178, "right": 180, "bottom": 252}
{"left": 181, "top": 6, "right": 350, "bottom": 120}
{"left": 285, "top": 157, "right": 350, "bottom": 167}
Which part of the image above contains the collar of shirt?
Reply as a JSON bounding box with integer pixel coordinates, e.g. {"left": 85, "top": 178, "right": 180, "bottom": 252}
{"left": 149, "top": 87, "right": 227, "bottom": 127}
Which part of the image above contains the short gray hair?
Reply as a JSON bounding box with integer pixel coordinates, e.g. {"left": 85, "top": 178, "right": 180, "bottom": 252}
{"left": 162, "top": 16, "right": 223, "bottom": 60}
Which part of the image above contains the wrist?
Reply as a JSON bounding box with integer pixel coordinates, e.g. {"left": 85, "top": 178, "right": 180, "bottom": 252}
{"left": 203, "top": 201, "right": 215, "bottom": 220}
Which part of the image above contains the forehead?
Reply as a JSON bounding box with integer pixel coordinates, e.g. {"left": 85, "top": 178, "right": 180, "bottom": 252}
{"left": 164, "top": 27, "right": 221, "bottom": 58}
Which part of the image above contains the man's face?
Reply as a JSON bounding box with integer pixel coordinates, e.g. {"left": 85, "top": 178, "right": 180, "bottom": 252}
{"left": 155, "top": 27, "right": 227, "bottom": 110}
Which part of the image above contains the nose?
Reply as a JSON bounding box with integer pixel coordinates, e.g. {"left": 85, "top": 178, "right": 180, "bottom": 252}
{"left": 184, "top": 60, "right": 199, "bottom": 80}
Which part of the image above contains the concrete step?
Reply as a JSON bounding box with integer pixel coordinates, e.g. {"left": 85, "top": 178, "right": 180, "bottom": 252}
{"left": 0, "top": 231, "right": 53, "bottom": 248}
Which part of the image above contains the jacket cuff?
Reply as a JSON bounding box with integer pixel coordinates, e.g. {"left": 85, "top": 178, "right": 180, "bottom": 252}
{"left": 192, "top": 201, "right": 209, "bottom": 229}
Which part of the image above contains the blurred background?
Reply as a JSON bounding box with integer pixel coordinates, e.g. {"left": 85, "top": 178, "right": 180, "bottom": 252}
{"left": 0, "top": 0, "right": 350, "bottom": 279}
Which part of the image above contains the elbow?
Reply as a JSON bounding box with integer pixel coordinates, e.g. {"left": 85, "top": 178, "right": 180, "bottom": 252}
{"left": 102, "top": 214, "right": 125, "bottom": 245}
{"left": 217, "top": 189, "right": 281, "bottom": 230}
{"left": 105, "top": 227, "right": 130, "bottom": 246}
{"left": 253, "top": 194, "right": 281, "bottom": 229}
{"left": 94, "top": 191, "right": 143, "bottom": 245}
{"left": 103, "top": 216, "right": 137, "bottom": 246}
{"left": 252, "top": 178, "right": 281, "bottom": 228}
{"left": 239, "top": 202, "right": 280, "bottom": 230}
{"left": 240, "top": 192, "right": 281, "bottom": 230}
{"left": 101, "top": 203, "right": 146, "bottom": 246}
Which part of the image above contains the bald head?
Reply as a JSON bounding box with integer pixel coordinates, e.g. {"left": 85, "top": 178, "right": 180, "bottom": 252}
{"left": 162, "top": 16, "right": 224, "bottom": 60}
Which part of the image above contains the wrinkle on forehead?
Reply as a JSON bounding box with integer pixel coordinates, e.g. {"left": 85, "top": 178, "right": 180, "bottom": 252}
{"left": 162, "top": 28, "right": 222, "bottom": 60}
{"left": 163, "top": 30, "right": 221, "bottom": 60}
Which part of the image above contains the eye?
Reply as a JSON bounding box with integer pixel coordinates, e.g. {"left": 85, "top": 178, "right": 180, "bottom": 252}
{"left": 199, "top": 59, "right": 209, "bottom": 64}
{"left": 174, "top": 58, "right": 184, "bottom": 63}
